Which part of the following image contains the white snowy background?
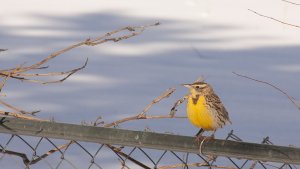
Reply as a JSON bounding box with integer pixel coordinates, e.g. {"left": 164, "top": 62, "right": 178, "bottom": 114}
{"left": 1, "top": 0, "right": 300, "bottom": 168}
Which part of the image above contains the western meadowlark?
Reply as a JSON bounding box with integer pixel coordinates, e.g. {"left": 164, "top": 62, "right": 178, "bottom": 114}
{"left": 183, "top": 81, "right": 231, "bottom": 140}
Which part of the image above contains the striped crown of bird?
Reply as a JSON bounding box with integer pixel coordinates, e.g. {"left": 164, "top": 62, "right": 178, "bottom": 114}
{"left": 183, "top": 80, "right": 231, "bottom": 140}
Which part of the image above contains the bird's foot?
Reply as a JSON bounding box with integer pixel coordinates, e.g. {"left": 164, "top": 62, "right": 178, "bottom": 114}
{"left": 195, "top": 135, "right": 215, "bottom": 145}
{"left": 194, "top": 135, "right": 205, "bottom": 144}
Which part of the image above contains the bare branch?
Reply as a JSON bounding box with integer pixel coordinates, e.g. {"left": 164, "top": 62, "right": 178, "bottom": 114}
{"left": 0, "top": 110, "right": 45, "bottom": 121}
{"left": 248, "top": 9, "right": 300, "bottom": 28}
{"left": 0, "top": 57, "right": 88, "bottom": 85}
{"left": 0, "top": 22, "right": 159, "bottom": 88}
{"left": 104, "top": 87, "right": 185, "bottom": 128}
{"left": 233, "top": 72, "right": 300, "bottom": 111}
{"left": 0, "top": 100, "right": 39, "bottom": 115}
{"left": 104, "top": 114, "right": 185, "bottom": 128}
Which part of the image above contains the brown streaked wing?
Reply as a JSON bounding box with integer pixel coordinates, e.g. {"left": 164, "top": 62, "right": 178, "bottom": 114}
{"left": 205, "top": 92, "right": 231, "bottom": 124}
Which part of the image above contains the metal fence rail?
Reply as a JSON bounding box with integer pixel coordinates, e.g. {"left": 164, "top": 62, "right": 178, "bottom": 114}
{"left": 0, "top": 118, "right": 300, "bottom": 168}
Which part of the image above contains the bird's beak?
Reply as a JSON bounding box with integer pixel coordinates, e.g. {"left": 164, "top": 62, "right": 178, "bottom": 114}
{"left": 181, "top": 84, "right": 192, "bottom": 88}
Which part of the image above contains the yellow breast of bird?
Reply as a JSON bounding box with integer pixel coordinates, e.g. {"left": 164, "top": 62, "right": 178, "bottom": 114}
{"left": 187, "top": 95, "right": 216, "bottom": 131}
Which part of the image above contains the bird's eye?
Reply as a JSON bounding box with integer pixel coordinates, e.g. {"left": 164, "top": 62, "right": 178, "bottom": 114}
{"left": 195, "top": 86, "right": 200, "bottom": 89}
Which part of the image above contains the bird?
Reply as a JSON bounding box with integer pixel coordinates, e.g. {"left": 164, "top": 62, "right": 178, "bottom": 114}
{"left": 182, "top": 81, "right": 231, "bottom": 141}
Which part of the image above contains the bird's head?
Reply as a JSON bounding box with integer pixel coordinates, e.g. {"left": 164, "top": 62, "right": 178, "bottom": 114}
{"left": 182, "top": 82, "right": 211, "bottom": 96}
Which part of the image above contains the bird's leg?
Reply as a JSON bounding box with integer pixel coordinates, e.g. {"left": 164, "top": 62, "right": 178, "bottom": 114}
{"left": 195, "top": 128, "right": 205, "bottom": 143}
{"left": 195, "top": 129, "right": 217, "bottom": 144}
{"left": 196, "top": 128, "right": 204, "bottom": 136}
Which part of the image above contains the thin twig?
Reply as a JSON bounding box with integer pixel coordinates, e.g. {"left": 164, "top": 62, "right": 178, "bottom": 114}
{"left": 9, "top": 22, "right": 159, "bottom": 74}
{"left": 157, "top": 162, "right": 206, "bottom": 169}
{"left": 0, "top": 141, "right": 73, "bottom": 165}
{"left": 248, "top": 9, "right": 300, "bottom": 28}
{"left": 7, "top": 58, "right": 87, "bottom": 78}
{"left": 107, "top": 144, "right": 151, "bottom": 169}
{"left": 169, "top": 95, "right": 188, "bottom": 117}
{"left": 0, "top": 58, "right": 88, "bottom": 85}
{"left": 0, "top": 63, "right": 22, "bottom": 92}
{"left": 158, "top": 162, "right": 236, "bottom": 169}
{"left": 119, "top": 159, "right": 131, "bottom": 169}
{"left": 233, "top": 72, "right": 300, "bottom": 111}
{"left": 0, "top": 74, "right": 9, "bottom": 92}
{"left": 29, "top": 141, "right": 73, "bottom": 165}
{"left": 138, "top": 87, "right": 176, "bottom": 118}
{"left": 282, "top": 0, "right": 300, "bottom": 5}
{"left": 249, "top": 160, "right": 258, "bottom": 169}
{"left": 0, "top": 149, "right": 30, "bottom": 165}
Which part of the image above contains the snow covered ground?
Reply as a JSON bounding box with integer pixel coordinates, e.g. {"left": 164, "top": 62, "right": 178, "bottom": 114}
{"left": 1, "top": 0, "right": 300, "bottom": 168}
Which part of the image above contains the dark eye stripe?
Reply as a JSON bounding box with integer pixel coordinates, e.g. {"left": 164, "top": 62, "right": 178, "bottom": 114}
{"left": 194, "top": 84, "right": 206, "bottom": 89}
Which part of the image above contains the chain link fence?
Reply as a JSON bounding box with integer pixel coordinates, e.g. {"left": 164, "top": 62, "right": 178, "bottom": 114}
{"left": 0, "top": 118, "right": 298, "bottom": 169}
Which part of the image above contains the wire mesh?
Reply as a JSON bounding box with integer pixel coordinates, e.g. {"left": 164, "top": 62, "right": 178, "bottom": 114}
{"left": 0, "top": 129, "right": 298, "bottom": 169}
